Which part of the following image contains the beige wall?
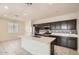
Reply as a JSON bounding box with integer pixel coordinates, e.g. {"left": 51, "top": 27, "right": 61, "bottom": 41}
{"left": 0, "top": 18, "right": 25, "bottom": 42}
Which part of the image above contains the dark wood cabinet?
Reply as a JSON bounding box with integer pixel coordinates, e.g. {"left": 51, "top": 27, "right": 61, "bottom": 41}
{"left": 50, "top": 19, "right": 76, "bottom": 30}
{"left": 67, "top": 20, "right": 76, "bottom": 30}
{"left": 55, "top": 22, "right": 61, "bottom": 30}
{"left": 60, "top": 37, "right": 68, "bottom": 47}
{"left": 37, "top": 24, "right": 44, "bottom": 30}
{"left": 51, "top": 23, "right": 56, "bottom": 30}
{"left": 61, "top": 21, "right": 68, "bottom": 30}
{"left": 56, "top": 36, "right": 67, "bottom": 47}
{"left": 36, "top": 23, "right": 51, "bottom": 30}
{"left": 67, "top": 37, "right": 77, "bottom": 50}
{"left": 34, "top": 19, "right": 77, "bottom": 31}
{"left": 55, "top": 36, "right": 77, "bottom": 50}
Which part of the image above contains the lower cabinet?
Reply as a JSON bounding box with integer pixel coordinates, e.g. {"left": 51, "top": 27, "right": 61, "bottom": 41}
{"left": 55, "top": 36, "right": 77, "bottom": 50}
{"left": 56, "top": 36, "right": 67, "bottom": 47}
{"left": 67, "top": 37, "right": 77, "bottom": 50}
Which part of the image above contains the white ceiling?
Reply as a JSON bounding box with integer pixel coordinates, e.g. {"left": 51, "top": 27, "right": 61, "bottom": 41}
{"left": 0, "top": 3, "right": 79, "bottom": 21}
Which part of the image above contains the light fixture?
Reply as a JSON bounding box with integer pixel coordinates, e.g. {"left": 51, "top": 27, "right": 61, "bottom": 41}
{"left": 4, "top": 5, "right": 8, "bottom": 9}
{"left": 25, "top": 3, "right": 32, "bottom": 6}
{"left": 27, "top": 3, "right": 32, "bottom": 5}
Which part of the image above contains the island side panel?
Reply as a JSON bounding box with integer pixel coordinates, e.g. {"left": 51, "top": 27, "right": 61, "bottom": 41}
{"left": 21, "top": 37, "right": 50, "bottom": 55}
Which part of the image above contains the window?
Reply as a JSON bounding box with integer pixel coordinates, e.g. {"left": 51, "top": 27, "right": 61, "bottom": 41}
{"left": 8, "top": 22, "right": 19, "bottom": 33}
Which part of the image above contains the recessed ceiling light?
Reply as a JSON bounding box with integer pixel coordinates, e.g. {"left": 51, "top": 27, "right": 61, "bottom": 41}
{"left": 4, "top": 6, "right": 8, "bottom": 9}
{"left": 24, "top": 13, "right": 27, "bottom": 16}
{"left": 4, "top": 14, "right": 7, "bottom": 16}
{"left": 15, "top": 14, "right": 19, "bottom": 17}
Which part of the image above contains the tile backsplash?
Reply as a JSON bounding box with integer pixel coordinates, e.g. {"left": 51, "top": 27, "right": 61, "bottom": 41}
{"left": 51, "top": 30, "right": 77, "bottom": 34}
{"left": 39, "top": 29, "right": 77, "bottom": 34}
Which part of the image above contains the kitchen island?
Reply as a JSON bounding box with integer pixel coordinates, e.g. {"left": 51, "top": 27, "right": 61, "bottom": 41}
{"left": 21, "top": 35, "right": 56, "bottom": 55}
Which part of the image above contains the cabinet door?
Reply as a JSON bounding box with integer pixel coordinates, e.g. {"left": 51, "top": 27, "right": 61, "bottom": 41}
{"left": 44, "top": 23, "right": 50, "bottom": 29}
{"left": 61, "top": 22, "right": 67, "bottom": 30}
{"left": 60, "top": 37, "right": 68, "bottom": 47}
{"left": 38, "top": 23, "right": 50, "bottom": 30}
{"left": 51, "top": 23, "right": 56, "bottom": 30}
{"left": 55, "top": 36, "right": 61, "bottom": 45}
{"left": 37, "top": 24, "right": 44, "bottom": 30}
{"left": 56, "top": 36, "right": 67, "bottom": 47}
{"left": 55, "top": 22, "right": 61, "bottom": 30}
{"left": 67, "top": 20, "right": 76, "bottom": 30}
{"left": 67, "top": 37, "right": 77, "bottom": 50}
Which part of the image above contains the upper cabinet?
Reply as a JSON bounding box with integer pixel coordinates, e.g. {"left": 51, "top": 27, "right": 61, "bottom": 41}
{"left": 34, "top": 23, "right": 51, "bottom": 30}
{"left": 61, "top": 21, "right": 68, "bottom": 30}
{"left": 51, "top": 23, "right": 56, "bottom": 30}
{"left": 55, "top": 22, "right": 61, "bottom": 30}
{"left": 51, "top": 22, "right": 61, "bottom": 30}
{"left": 67, "top": 20, "right": 76, "bottom": 30}
{"left": 51, "top": 19, "right": 76, "bottom": 30}
{"left": 33, "top": 19, "right": 77, "bottom": 34}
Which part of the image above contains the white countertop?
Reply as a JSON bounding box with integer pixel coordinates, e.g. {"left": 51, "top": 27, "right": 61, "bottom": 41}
{"left": 51, "top": 33, "right": 78, "bottom": 37}
{"left": 20, "top": 35, "right": 56, "bottom": 44}
{"left": 38, "top": 33, "right": 78, "bottom": 37}
{"left": 33, "top": 36, "right": 56, "bottom": 44}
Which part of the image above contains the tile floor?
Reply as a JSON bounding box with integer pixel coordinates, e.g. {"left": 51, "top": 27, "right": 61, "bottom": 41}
{"left": 54, "top": 45, "right": 78, "bottom": 55}
{"left": 0, "top": 39, "right": 78, "bottom": 55}
{"left": 0, "top": 39, "right": 31, "bottom": 55}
